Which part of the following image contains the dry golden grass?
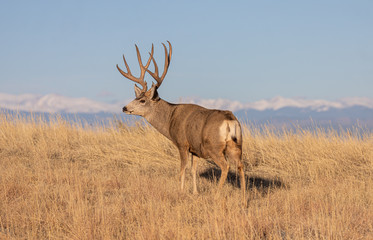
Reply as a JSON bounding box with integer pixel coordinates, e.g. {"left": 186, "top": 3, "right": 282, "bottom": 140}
{"left": 0, "top": 112, "right": 372, "bottom": 239}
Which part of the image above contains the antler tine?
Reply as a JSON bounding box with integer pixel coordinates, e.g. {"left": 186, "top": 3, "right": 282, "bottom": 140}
{"left": 147, "top": 52, "right": 159, "bottom": 81}
{"left": 146, "top": 41, "right": 172, "bottom": 88}
{"left": 116, "top": 55, "right": 132, "bottom": 79}
{"left": 135, "top": 44, "right": 152, "bottom": 75}
{"left": 145, "top": 44, "right": 154, "bottom": 69}
{"left": 163, "top": 41, "right": 172, "bottom": 75}
{"left": 116, "top": 44, "right": 155, "bottom": 92}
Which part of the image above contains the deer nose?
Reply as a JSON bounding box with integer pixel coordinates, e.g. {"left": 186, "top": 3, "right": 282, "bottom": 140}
{"left": 122, "top": 106, "right": 127, "bottom": 112}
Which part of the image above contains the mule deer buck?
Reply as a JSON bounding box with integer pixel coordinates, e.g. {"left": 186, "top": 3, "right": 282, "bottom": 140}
{"left": 117, "top": 42, "right": 245, "bottom": 198}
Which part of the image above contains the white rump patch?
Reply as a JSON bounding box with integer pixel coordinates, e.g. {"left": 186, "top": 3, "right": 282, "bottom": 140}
{"left": 219, "top": 120, "right": 241, "bottom": 142}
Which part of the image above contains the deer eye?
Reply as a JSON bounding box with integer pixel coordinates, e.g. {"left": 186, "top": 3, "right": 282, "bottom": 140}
{"left": 139, "top": 99, "right": 146, "bottom": 103}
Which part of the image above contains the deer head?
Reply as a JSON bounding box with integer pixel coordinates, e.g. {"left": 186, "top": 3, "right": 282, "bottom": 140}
{"left": 117, "top": 42, "right": 172, "bottom": 117}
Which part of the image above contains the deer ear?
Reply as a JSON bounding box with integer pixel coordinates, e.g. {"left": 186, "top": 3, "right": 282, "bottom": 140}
{"left": 148, "top": 83, "right": 160, "bottom": 100}
{"left": 134, "top": 84, "right": 142, "bottom": 98}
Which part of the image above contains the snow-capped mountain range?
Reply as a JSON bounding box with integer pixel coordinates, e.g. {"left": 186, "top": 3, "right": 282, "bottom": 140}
{"left": 1, "top": 93, "right": 372, "bottom": 129}
{"left": 1, "top": 93, "right": 372, "bottom": 114}
{"left": 181, "top": 96, "right": 373, "bottom": 112}
{"left": 0, "top": 93, "right": 121, "bottom": 113}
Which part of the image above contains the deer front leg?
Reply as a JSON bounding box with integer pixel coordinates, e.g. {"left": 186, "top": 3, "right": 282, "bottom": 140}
{"left": 178, "top": 148, "right": 189, "bottom": 191}
{"left": 191, "top": 154, "right": 198, "bottom": 194}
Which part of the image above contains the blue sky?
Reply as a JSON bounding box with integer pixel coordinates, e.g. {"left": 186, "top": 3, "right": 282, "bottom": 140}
{"left": 1, "top": 1, "right": 372, "bottom": 103}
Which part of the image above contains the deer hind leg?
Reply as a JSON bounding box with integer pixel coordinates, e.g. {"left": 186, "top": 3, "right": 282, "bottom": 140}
{"left": 208, "top": 149, "right": 230, "bottom": 188}
{"left": 225, "top": 141, "right": 246, "bottom": 202}
{"left": 217, "top": 155, "right": 230, "bottom": 188}
{"left": 178, "top": 149, "right": 189, "bottom": 191}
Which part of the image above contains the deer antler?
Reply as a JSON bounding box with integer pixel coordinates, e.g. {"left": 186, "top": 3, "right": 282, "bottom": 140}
{"left": 146, "top": 41, "right": 172, "bottom": 89}
{"left": 116, "top": 44, "right": 154, "bottom": 92}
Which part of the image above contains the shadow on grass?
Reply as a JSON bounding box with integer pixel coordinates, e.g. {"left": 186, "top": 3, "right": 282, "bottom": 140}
{"left": 199, "top": 167, "right": 286, "bottom": 193}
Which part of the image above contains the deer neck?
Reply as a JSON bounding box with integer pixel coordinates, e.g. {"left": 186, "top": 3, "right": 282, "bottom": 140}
{"left": 144, "top": 99, "right": 175, "bottom": 140}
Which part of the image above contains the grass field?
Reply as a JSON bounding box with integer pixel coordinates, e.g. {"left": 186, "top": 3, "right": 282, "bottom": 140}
{"left": 0, "top": 113, "right": 372, "bottom": 239}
